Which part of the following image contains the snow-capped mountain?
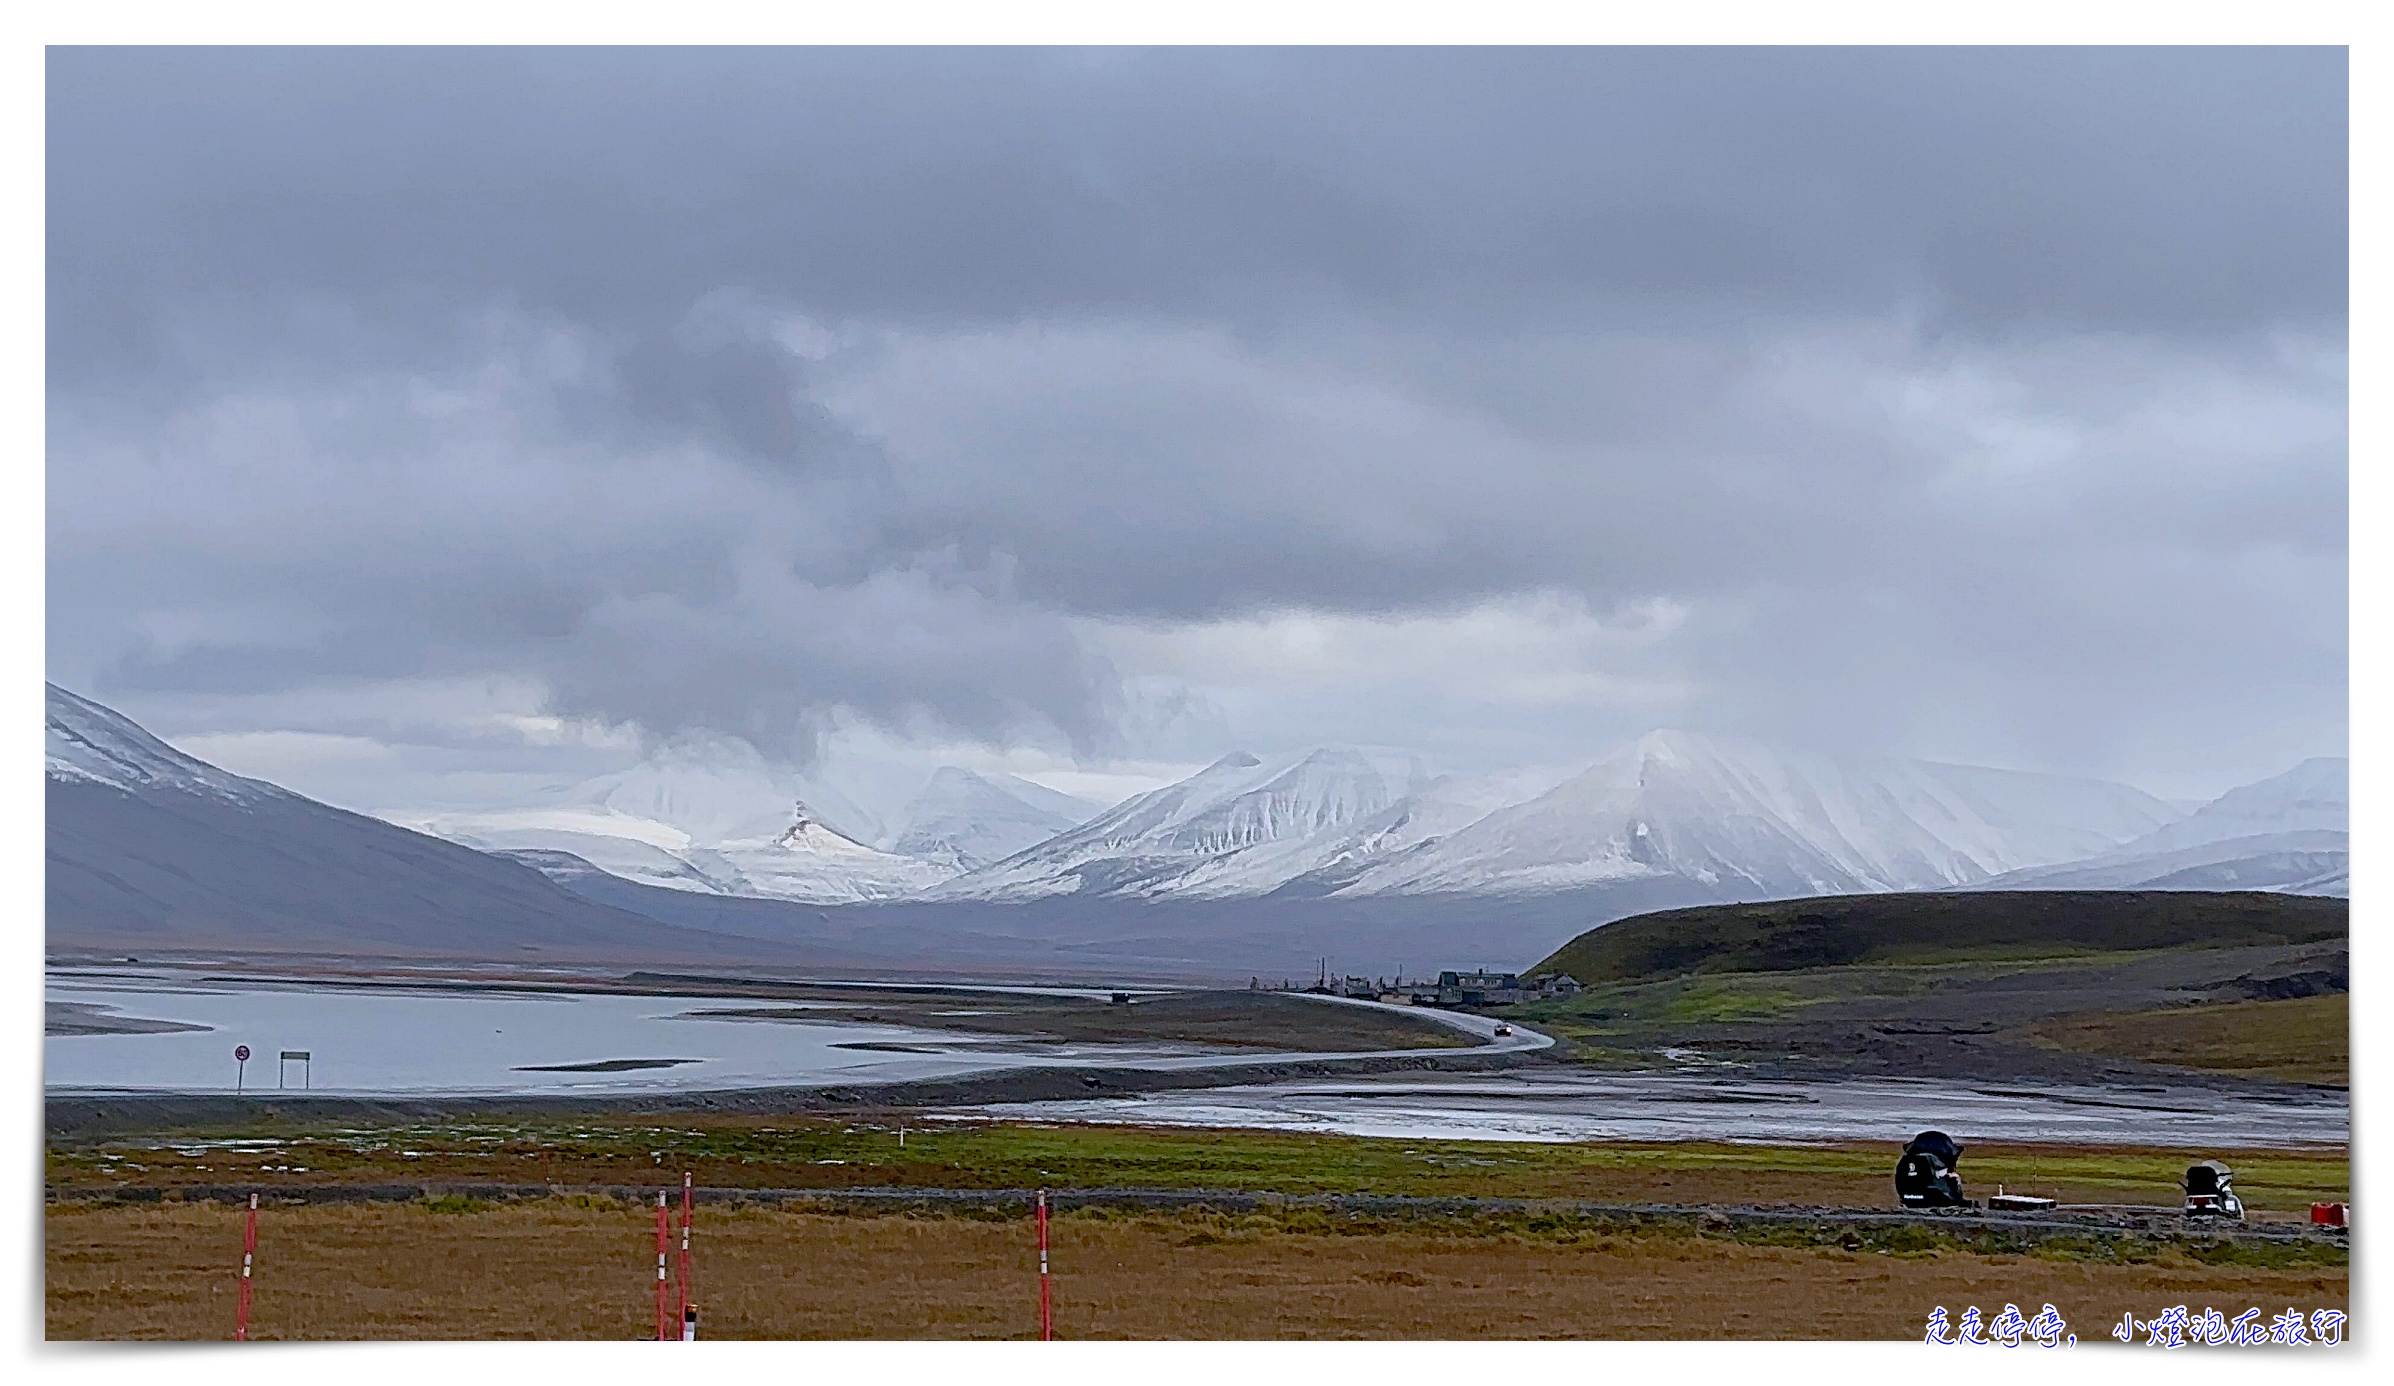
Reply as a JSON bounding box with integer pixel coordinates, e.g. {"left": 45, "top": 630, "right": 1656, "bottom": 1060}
{"left": 47, "top": 683, "right": 284, "bottom": 807}
{"left": 428, "top": 760, "right": 1101, "bottom": 902}
{"left": 926, "top": 747, "right": 1429, "bottom": 901}
{"left": 1155, "top": 765, "right": 1576, "bottom": 899}
{"left": 403, "top": 741, "right": 935, "bottom": 901}
{"left": 467, "top": 799, "right": 954, "bottom": 904}
{"left": 558, "top": 748, "right": 883, "bottom": 846}
{"left": 424, "top": 818, "right": 746, "bottom": 894}
{"left": 886, "top": 767, "right": 1101, "bottom": 872}
{"left": 1979, "top": 758, "right": 2347, "bottom": 896}
{"left": 2111, "top": 757, "right": 2345, "bottom": 854}
{"left": 45, "top": 683, "right": 738, "bottom": 959}
{"left": 681, "top": 805, "right": 951, "bottom": 903}
{"left": 1334, "top": 730, "right": 2184, "bottom": 899}
{"left": 385, "top": 712, "right": 2337, "bottom": 913}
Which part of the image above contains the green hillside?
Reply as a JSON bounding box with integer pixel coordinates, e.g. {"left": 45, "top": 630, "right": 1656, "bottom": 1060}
{"left": 1529, "top": 890, "right": 2346, "bottom": 985}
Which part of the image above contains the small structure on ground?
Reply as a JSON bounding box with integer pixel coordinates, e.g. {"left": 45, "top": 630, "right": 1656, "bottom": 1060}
{"left": 1428, "top": 970, "right": 1526, "bottom": 1005}
{"left": 1895, "top": 1130, "right": 1972, "bottom": 1210}
{"left": 2182, "top": 1160, "right": 2246, "bottom": 1219}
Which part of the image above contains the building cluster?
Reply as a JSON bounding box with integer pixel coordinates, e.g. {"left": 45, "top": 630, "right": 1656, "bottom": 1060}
{"left": 1256, "top": 970, "right": 1580, "bottom": 1006}
{"left": 1413, "top": 970, "right": 1579, "bottom": 1006}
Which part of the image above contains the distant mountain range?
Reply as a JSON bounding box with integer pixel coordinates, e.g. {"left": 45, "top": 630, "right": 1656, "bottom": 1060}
{"left": 1158, "top": 731, "right": 2186, "bottom": 903}
{"left": 462, "top": 723, "right": 2343, "bottom": 910}
{"left": 44, "top": 684, "right": 2349, "bottom": 975}
{"left": 404, "top": 757, "right": 1102, "bottom": 904}
{"left": 1977, "top": 758, "right": 2348, "bottom": 895}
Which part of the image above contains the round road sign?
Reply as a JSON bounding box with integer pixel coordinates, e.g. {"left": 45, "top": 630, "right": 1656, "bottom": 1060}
{"left": 234, "top": 1045, "right": 251, "bottom": 1062}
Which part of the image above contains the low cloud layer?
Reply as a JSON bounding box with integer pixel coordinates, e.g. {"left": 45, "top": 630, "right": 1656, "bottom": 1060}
{"left": 46, "top": 47, "right": 2346, "bottom": 807}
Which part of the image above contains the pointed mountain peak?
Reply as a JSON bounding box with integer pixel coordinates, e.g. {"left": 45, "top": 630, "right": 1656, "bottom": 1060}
{"left": 1617, "top": 728, "right": 1731, "bottom": 773}
{"left": 773, "top": 800, "right": 876, "bottom": 854}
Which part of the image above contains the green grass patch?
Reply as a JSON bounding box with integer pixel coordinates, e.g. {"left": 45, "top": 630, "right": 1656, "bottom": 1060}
{"left": 1501, "top": 951, "right": 2169, "bottom": 1034}
{"left": 1533, "top": 891, "right": 2345, "bottom": 985}
{"left": 45, "top": 1116, "right": 2349, "bottom": 1210}
{"left": 2016, "top": 995, "right": 2347, "bottom": 1086}
{"left": 419, "top": 1194, "right": 489, "bottom": 1214}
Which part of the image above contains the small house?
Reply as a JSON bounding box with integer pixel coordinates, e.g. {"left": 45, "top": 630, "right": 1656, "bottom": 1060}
{"left": 1435, "top": 969, "right": 1528, "bottom": 1005}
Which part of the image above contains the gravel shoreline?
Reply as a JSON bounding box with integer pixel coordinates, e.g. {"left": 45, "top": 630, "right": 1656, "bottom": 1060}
{"left": 46, "top": 1043, "right": 1565, "bottom": 1138}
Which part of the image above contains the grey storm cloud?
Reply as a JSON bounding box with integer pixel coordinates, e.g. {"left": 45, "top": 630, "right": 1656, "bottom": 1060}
{"left": 44, "top": 46, "right": 2346, "bottom": 784}
{"left": 47, "top": 47, "right": 2347, "bottom": 361}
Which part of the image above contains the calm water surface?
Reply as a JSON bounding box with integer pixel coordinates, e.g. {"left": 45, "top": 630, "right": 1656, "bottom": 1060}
{"left": 48, "top": 971, "right": 2345, "bottom": 1148}
{"left": 959, "top": 1072, "right": 2350, "bottom": 1147}
{"left": 43, "top": 970, "right": 1201, "bottom": 1095}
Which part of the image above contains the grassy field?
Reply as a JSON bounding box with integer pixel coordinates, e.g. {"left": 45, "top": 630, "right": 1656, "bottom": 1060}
{"left": 1528, "top": 891, "right": 2345, "bottom": 983}
{"left": 46, "top": 1116, "right": 2353, "bottom": 1213}
{"left": 1492, "top": 940, "right": 2349, "bottom": 1088}
{"left": 44, "top": 1197, "right": 2349, "bottom": 1341}
{"left": 2020, "top": 995, "right": 2348, "bottom": 1086}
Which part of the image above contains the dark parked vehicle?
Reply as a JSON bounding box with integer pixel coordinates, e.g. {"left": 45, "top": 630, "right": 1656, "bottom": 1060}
{"left": 1895, "top": 1130, "right": 1973, "bottom": 1210}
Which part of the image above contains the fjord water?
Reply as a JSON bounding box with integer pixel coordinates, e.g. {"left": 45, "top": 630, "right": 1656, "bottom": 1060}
{"left": 46, "top": 971, "right": 2348, "bottom": 1149}
{"left": 42, "top": 970, "right": 1185, "bottom": 1095}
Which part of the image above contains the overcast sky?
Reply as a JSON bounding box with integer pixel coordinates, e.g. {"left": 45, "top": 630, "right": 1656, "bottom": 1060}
{"left": 45, "top": 46, "right": 2347, "bottom": 818}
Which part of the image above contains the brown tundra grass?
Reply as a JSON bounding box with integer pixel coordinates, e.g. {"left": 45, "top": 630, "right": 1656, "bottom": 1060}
{"left": 46, "top": 1199, "right": 2347, "bottom": 1341}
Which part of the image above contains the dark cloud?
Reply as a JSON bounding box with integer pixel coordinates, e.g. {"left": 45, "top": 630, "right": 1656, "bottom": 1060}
{"left": 44, "top": 47, "right": 2346, "bottom": 788}
{"left": 49, "top": 46, "right": 2345, "bottom": 375}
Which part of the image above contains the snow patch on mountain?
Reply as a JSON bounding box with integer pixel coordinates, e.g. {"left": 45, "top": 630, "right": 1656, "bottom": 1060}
{"left": 1338, "top": 730, "right": 2183, "bottom": 899}
{"left": 927, "top": 747, "right": 1428, "bottom": 901}
{"left": 562, "top": 749, "right": 884, "bottom": 847}
{"left": 417, "top": 817, "right": 745, "bottom": 894}
{"left": 1156, "top": 764, "right": 1578, "bottom": 899}
{"left": 886, "top": 767, "right": 1102, "bottom": 872}
{"left": 688, "top": 804, "right": 951, "bottom": 903}
{"left": 2117, "top": 758, "right": 2345, "bottom": 855}
{"left": 45, "top": 683, "right": 285, "bottom": 807}
{"left": 1976, "top": 758, "right": 2347, "bottom": 896}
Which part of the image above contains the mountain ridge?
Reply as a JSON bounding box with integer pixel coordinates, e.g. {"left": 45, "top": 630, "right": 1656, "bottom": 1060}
{"left": 1976, "top": 758, "right": 2348, "bottom": 896}
{"left": 44, "top": 683, "right": 779, "bottom": 962}
{"left": 1331, "top": 730, "right": 2184, "bottom": 899}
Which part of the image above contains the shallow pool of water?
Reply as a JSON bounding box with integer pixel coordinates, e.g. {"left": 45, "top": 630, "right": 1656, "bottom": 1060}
{"left": 957, "top": 1071, "right": 2351, "bottom": 1148}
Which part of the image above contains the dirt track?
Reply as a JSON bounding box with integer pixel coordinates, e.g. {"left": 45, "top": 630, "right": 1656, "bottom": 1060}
{"left": 48, "top": 1180, "right": 2351, "bottom": 1249}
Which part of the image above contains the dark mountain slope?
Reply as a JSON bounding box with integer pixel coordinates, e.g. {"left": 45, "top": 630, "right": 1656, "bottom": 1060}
{"left": 45, "top": 685, "right": 780, "bottom": 963}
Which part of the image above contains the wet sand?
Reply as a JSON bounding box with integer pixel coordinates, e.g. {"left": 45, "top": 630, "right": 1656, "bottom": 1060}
{"left": 46, "top": 1002, "right": 212, "bottom": 1037}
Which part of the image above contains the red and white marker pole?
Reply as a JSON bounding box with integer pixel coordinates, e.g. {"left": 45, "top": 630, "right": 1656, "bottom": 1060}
{"left": 233, "top": 1192, "right": 259, "bottom": 1341}
{"left": 676, "top": 1171, "right": 693, "bottom": 1335}
{"left": 1036, "top": 1188, "right": 1053, "bottom": 1341}
{"left": 654, "top": 1192, "right": 670, "bottom": 1341}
